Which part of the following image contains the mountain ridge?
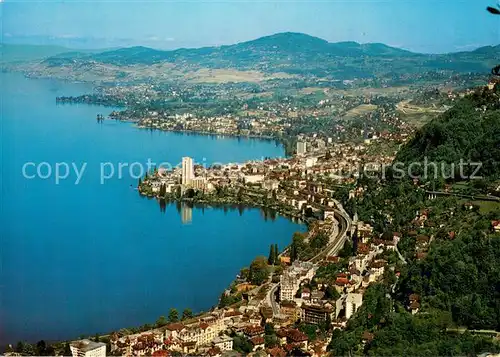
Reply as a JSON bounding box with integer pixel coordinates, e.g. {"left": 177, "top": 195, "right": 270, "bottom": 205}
{"left": 89, "top": 32, "right": 418, "bottom": 63}
{"left": 5, "top": 32, "right": 499, "bottom": 79}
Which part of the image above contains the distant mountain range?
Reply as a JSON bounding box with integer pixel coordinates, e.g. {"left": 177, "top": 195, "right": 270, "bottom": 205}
{"left": 0, "top": 44, "right": 110, "bottom": 63}
{"left": 3, "top": 32, "right": 500, "bottom": 79}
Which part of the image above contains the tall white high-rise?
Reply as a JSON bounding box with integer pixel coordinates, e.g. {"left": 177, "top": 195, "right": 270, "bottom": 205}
{"left": 297, "top": 141, "right": 307, "bottom": 155}
{"left": 345, "top": 293, "right": 363, "bottom": 319}
{"left": 181, "top": 157, "right": 194, "bottom": 185}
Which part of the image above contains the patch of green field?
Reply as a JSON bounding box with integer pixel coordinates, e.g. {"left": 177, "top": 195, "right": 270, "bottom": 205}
{"left": 472, "top": 200, "right": 500, "bottom": 214}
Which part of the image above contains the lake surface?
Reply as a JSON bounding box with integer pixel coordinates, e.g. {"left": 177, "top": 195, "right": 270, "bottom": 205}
{"left": 0, "top": 73, "right": 303, "bottom": 345}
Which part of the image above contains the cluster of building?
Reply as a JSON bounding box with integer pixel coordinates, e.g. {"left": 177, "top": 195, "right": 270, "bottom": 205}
{"left": 141, "top": 135, "right": 398, "bottom": 215}
{"left": 102, "top": 306, "right": 317, "bottom": 356}
{"left": 272, "top": 220, "right": 398, "bottom": 329}
{"left": 137, "top": 112, "right": 287, "bottom": 139}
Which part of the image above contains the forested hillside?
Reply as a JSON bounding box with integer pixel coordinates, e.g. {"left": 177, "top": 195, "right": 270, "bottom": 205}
{"left": 333, "top": 83, "right": 500, "bottom": 356}
{"left": 396, "top": 84, "right": 500, "bottom": 181}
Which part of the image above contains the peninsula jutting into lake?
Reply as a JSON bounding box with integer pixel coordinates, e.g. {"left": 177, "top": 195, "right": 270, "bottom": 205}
{"left": 2, "top": 1, "right": 500, "bottom": 356}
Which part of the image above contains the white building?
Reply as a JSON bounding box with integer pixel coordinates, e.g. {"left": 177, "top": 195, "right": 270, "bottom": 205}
{"left": 70, "top": 340, "right": 106, "bottom": 357}
{"left": 244, "top": 174, "right": 265, "bottom": 184}
{"left": 212, "top": 335, "right": 233, "bottom": 351}
{"left": 280, "top": 272, "right": 299, "bottom": 302}
{"left": 191, "top": 176, "right": 207, "bottom": 190}
{"left": 280, "top": 261, "right": 316, "bottom": 301}
{"left": 297, "top": 141, "right": 307, "bottom": 155}
{"left": 164, "top": 314, "right": 225, "bottom": 349}
{"left": 345, "top": 292, "right": 363, "bottom": 319}
{"left": 182, "top": 157, "right": 194, "bottom": 185}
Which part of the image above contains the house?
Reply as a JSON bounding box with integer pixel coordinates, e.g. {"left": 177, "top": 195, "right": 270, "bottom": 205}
{"left": 323, "top": 210, "right": 336, "bottom": 221}
{"left": 334, "top": 277, "right": 350, "bottom": 293}
{"left": 280, "top": 300, "right": 299, "bottom": 322}
{"left": 408, "top": 294, "right": 420, "bottom": 314}
{"left": 164, "top": 323, "right": 186, "bottom": 339}
{"left": 393, "top": 232, "right": 401, "bottom": 245}
{"left": 361, "top": 331, "right": 374, "bottom": 345}
{"left": 301, "top": 303, "right": 334, "bottom": 325}
{"left": 310, "top": 290, "right": 325, "bottom": 304}
{"left": 492, "top": 220, "right": 500, "bottom": 232}
{"left": 416, "top": 235, "right": 430, "bottom": 248}
{"left": 129, "top": 333, "right": 164, "bottom": 355}
{"left": 244, "top": 325, "right": 265, "bottom": 339}
{"left": 369, "top": 260, "right": 386, "bottom": 279}
{"left": 301, "top": 287, "right": 311, "bottom": 300}
{"left": 267, "top": 346, "right": 287, "bottom": 357}
{"left": 280, "top": 256, "right": 291, "bottom": 265}
{"left": 276, "top": 329, "right": 289, "bottom": 346}
{"left": 409, "top": 300, "right": 420, "bottom": 315}
{"left": 181, "top": 341, "right": 197, "bottom": 354}
{"left": 205, "top": 346, "right": 222, "bottom": 357}
{"left": 286, "top": 329, "right": 309, "bottom": 349}
{"left": 250, "top": 336, "right": 265, "bottom": 351}
{"left": 212, "top": 335, "right": 233, "bottom": 352}
{"left": 249, "top": 312, "right": 262, "bottom": 325}
{"left": 463, "top": 202, "right": 475, "bottom": 210}
{"left": 223, "top": 310, "right": 243, "bottom": 326}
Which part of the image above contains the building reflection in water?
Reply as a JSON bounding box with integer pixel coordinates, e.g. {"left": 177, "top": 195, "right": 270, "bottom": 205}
{"left": 181, "top": 204, "right": 193, "bottom": 224}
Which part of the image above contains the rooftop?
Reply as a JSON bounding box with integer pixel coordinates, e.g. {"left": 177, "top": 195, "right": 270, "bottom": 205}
{"left": 70, "top": 339, "right": 106, "bottom": 352}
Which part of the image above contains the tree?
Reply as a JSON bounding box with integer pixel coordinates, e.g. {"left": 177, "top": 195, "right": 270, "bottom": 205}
{"left": 324, "top": 284, "right": 340, "bottom": 300}
{"left": 16, "top": 341, "right": 36, "bottom": 356}
{"left": 290, "top": 243, "right": 297, "bottom": 262}
{"left": 63, "top": 343, "right": 72, "bottom": 356}
{"left": 15, "top": 342, "right": 24, "bottom": 353}
{"left": 338, "top": 240, "right": 353, "bottom": 258}
{"left": 265, "top": 335, "right": 278, "bottom": 348}
{"left": 249, "top": 256, "right": 269, "bottom": 285}
{"left": 298, "top": 323, "right": 317, "bottom": 342}
{"left": 274, "top": 243, "right": 279, "bottom": 263}
{"left": 319, "top": 314, "right": 332, "bottom": 333}
{"left": 311, "top": 232, "right": 328, "bottom": 250}
{"left": 182, "top": 308, "right": 193, "bottom": 320}
{"left": 264, "top": 323, "right": 275, "bottom": 336}
{"left": 328, "top": 329, "right": 356, "bottom": 356}
{"left": 268, "top": 244, "right": 275, "bottom": 265}
{"left": 168, "top": 308, "right": 179, "bottom": 323}
{"left": 233, "top": 336, "right": 252, "bottom": 354}
{"left": 290, "top": 232, "right": 306, "bottom": 262}
{"left": 156, "top": 315, "right": 168, "bottom": 327}
{"left": 36, "top": 340, "right": 48, "bottom": 355}
{"left": 240, "top": 267, "right": 250, "bottom": 281}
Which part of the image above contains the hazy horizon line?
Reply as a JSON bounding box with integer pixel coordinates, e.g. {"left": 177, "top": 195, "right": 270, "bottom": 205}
{"left": 2, "top": 31, "right": 499, "bottom": 56}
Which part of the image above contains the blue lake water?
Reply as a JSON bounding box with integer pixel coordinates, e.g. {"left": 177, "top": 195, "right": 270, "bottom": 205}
{"left": 0, "top": 73, "right": 303, "bottom": 345}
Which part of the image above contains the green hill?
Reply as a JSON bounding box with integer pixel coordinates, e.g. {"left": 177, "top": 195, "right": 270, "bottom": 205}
{"left": 395, "top": 84, "right": 500, "bottom": 181}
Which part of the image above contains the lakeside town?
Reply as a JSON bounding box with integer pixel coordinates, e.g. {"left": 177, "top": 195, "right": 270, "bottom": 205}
{"left": 7, "top": 76, "right": 500, "bottom": 357}
{"left": 95, "top": 126, "right": 418, "bottom": 357}
{"left": 3, "top": 12, "right": 500, "bottom": 353}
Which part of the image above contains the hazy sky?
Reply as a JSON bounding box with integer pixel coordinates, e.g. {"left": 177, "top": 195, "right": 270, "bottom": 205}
{"left": 1, "top": 0, "right": 499, "bottom": 53}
